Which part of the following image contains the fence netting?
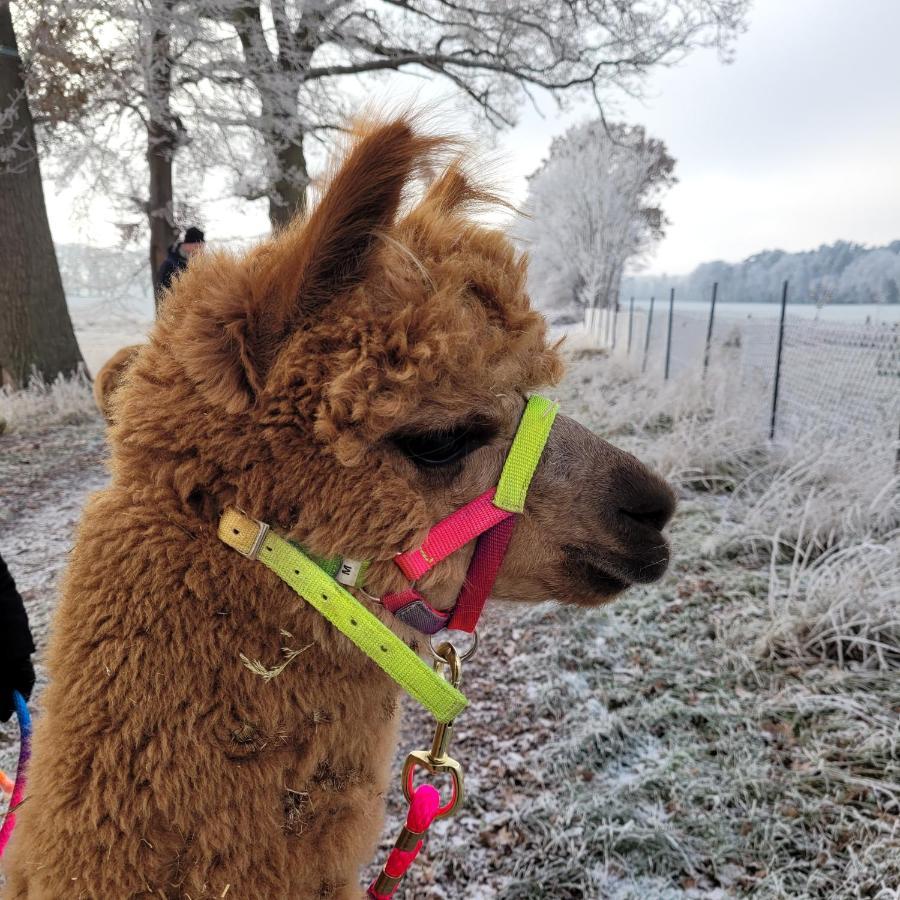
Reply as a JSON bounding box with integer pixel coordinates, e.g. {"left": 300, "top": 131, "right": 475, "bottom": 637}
{"left": 583, "top": 303, "right": 900, "bottom": 468}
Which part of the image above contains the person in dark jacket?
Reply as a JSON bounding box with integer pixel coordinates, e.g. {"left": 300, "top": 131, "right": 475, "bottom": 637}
{"left": 156, "top": 226, "right": 205, "bottom": 296}
{"left": 0, "top": 552, "right": 35, "bottom": 723}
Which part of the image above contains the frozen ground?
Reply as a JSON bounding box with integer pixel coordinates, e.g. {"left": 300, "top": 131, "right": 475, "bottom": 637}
{"left": 1, "top": 342, "right": 898, "bottom": 898}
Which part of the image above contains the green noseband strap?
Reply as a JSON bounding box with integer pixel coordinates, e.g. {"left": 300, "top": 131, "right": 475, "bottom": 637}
{"left": 494, "top": 395, "right": 559, "bottom": 513}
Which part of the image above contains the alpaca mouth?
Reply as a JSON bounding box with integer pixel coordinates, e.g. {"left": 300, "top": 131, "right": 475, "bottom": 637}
{"left": 564, "top": 547, "right": 631, "bottom": 597}
{"left": 568, "top": 555, "right": 630, "bottom": 595}
{"left": 564, "top": 541, "right": 670, "bottom": 600}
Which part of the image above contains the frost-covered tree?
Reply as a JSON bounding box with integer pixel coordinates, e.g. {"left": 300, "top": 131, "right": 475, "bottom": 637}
{"left": 521, "top": 120, "right": 676, "bottom": 311}
{"left": 20, "top": 1, "right": 214, "bottom": 298}
{"left": 20, "top": 0, "right": 747, "bottom": 237}
{"left": 623, "top": 240, "right": 900, "bottom": 306}
{"left": 192, "top": 0, "right": 742, "bottom": 229}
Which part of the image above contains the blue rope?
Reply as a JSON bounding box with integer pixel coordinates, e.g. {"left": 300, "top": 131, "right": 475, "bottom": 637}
{"left": 0, "top": 691, "right": 33, "bottom": 856}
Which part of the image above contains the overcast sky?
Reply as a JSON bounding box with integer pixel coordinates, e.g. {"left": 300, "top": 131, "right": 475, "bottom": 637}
{"left": 46, "top": 0, "right": 900, "bottom": 276}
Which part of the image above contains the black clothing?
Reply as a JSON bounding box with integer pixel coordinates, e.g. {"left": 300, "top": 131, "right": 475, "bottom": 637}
{"left": 184, "top": 226, "right": 205, "bottom": 244}
{"left": 0, "top": 553, "right": 35, "bottom": 722}
{"left": 157, "top": 243, "right": 189, "bottom": 295}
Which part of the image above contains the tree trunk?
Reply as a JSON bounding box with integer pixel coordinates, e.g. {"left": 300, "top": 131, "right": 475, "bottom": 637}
{"left": 147, "top": 0, "right": 179, "bottom": 310}
{"left": 267, "top": 135, "right": 308, "bottom": 230}
{"left": 0, "top": 2, "right": 84, "bottom": 388}
{"left": 148, "top": 121, "right": 177, "bottom": 309}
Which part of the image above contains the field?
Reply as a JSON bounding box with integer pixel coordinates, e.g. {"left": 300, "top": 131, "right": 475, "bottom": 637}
{"left": 1, "top": 341, "right": 898, "bottom": 898}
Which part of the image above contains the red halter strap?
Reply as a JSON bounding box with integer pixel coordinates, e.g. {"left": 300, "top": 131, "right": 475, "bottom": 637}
{"left": 393, "top": 489, "right": 509, "bottom": 580}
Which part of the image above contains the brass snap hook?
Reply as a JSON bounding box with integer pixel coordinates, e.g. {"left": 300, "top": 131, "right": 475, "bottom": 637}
{"left": 401, "top": 749, "right": 463, "bottom": 819}
{"left": 400, "top": 640, "right": 466, "bottom": 818}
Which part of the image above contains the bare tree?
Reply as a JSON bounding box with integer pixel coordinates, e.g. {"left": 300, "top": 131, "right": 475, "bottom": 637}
{"left": 521, "top": 120, "right": 676, "bottom": 312}
{"left": 0, "top": 0, "right": 84, "bottom": 387}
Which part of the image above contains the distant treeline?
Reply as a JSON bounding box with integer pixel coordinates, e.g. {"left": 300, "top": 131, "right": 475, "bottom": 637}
{"left": 622, "top": 240, "right": 900, "bottom": 305}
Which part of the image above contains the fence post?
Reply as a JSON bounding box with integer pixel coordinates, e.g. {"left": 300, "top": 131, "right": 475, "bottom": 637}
{"left": 769, "top": 280, "right": 789, "bottom": 440}
{"left": 703, "top": 281, "right": 718, "bottom": 374}
{"left": 642, "top": 296, "right": 655, "bottom": 374}
{"left": 664, "top": 287, "right": 675, "bottom": 380}
{"left": 627, "top": 296, "right": 635, "bottom": 355}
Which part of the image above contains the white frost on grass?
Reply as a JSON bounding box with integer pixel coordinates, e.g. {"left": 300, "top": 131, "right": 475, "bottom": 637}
{"left": 0, "top": 369, "right": 99, "bottom": 434}
{"left": 763, "top": 531, "right": 900, "bottom": 671}
{"left": 719, "top": 432, "right": 900, "bottom": 558}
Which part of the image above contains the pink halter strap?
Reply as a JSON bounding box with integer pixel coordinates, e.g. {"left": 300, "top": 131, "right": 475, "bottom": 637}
{"left": 381, "top": 488, "right": 518, "bottom": 635}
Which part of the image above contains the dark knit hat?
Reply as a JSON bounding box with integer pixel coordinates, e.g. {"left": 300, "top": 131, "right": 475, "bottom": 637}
{"left": 183, "top": 226, "right": 205, "bottom": 244}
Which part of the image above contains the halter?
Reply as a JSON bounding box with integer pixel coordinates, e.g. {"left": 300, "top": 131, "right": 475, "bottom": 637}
{"left": 382, "top": 394, "right": 558, "bottom": 634}
{"left": 0, "top": 396, "right": 560, "bottom": 884}
{"left": 218, "top": 395, "right": 558, "bottom": 720}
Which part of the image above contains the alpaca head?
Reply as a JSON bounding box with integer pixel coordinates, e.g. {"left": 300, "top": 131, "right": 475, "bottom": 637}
{"left": 116, "top": 114, "right": 674, "bottom": 615}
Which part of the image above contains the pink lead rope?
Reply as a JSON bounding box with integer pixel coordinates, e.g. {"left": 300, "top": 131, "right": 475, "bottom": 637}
{"left": 367, "top": 785, "right": 442, "bottom": 899}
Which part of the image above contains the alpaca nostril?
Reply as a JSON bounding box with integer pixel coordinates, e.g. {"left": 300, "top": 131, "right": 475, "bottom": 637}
{"left": 618, "top": 482, "right": 676, "bottom": 533}
{"left": 620, "top": 506, "right": 671, "bottom": 532}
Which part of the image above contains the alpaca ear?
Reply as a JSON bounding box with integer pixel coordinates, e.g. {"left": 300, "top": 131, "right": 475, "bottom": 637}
{"left": 179, "top": 118, "right": 448, "bottom": 414}
{"left": 178, "top": 281, "right": 269, "bottom": 415}
{"left": 401, "top": 161, "right": 505, "bottom": 242}
{"left": 418, "top": 162, "right": 495, "bottom": 214}
{"left": 267, "top": 118, "right": 446, "bottom": 326}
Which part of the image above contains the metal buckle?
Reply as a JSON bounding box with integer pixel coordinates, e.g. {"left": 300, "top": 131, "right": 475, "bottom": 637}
{"left": 235, "top": 512, "right": 270, "bottom": 560}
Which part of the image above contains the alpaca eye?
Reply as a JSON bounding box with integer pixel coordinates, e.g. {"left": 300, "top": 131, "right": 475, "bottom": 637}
{"left": 392, "top": 423, "right": 494, "bottom": 469}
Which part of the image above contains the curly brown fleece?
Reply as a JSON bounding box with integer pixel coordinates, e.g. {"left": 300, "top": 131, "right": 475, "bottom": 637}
{"left": 93, "top": 344, "right": 142, "bottom": 422}
{"left": 1, "top": 117, "right": 567, "bottom": 898}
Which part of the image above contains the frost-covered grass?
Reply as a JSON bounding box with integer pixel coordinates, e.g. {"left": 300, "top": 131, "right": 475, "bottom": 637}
{"left": 0, "top": 368, "right": 100, "bottom": 434}
{"left": 763, "top": 531, "right": 900, "bottom": 672}
{"left": 717, "top": 433, "right": 899, "bottom": 562}
{"left": 498, "top": 347, "right": 899, "bottom": 898}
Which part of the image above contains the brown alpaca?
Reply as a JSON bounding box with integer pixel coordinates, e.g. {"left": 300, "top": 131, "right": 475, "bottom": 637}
{"left": 92, "top": 344, "right": 142, "bottom": 422}
{"left": 2, "top": 115, "right": 675, "bottom": 898}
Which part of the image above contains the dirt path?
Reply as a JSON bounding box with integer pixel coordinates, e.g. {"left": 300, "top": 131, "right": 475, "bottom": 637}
{"left": 0, "top": 420, "right": 109, "bottom": 773}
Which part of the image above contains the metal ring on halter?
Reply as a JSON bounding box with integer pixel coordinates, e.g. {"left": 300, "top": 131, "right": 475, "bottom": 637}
{"left": 428, "top": 629, "right": 479, "bottom": 664}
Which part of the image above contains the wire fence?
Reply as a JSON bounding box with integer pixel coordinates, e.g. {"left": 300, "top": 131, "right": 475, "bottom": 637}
{"left": 584, "top": 281, "right": 900, "bottom": 470}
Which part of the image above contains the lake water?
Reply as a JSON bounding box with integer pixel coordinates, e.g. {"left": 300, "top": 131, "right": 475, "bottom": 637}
{"left": 628, "top": 299, "right": 900, "bottom": 324}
